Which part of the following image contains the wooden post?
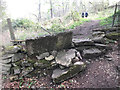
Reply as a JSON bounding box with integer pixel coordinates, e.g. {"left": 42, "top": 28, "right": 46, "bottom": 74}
{"left": 112, "top": 4, "right": 117, "bottom": 27}
{"left": 7, "top": 18, "right": 15, "bottom": 40}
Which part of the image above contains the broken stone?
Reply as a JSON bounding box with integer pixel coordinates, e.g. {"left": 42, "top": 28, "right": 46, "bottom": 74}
{"left": 52, "top": 62, "right": 86, "bottom": 83}
{"left": 36, "top": 52, "right": 49, "bottom": 60}
{"left": 82, "top": 48, "right": 102, "bottom": 58}
{"left": 56, "top": 49, "right": 76, "bottom": 67}
{"left": 45, "top": 55, "right": 54, "bottom": 61}
{"left": 72, "top": 38, "right": 94, "bottom": 46}
{"left": 9, "top": 75, "right": 18, "bottom": 82}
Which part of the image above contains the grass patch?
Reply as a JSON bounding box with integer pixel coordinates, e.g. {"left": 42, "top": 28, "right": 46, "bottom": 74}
{"left": 67, "top": 18, "right": 90, "bottom": 29}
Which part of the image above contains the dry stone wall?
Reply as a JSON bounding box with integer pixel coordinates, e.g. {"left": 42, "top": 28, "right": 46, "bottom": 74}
{"left": 2, "top": 25, "right": 119, "bottom": 84}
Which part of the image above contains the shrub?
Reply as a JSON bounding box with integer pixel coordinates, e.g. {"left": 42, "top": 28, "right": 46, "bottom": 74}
{"left": 12, "top": 18, "right": 34, "bottom": 29}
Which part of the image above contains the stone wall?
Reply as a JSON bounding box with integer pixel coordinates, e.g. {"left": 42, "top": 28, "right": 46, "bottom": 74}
{"left": 25, "top": 31, "right": 73, "bottom": 56}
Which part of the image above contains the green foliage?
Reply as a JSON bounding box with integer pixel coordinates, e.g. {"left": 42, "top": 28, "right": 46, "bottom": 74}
{"left": 51, "top": 23, "right": 65, "bottom": 33}
{"left": 99, "top": 16, "right": 113, "bottom": 26}
{"left": 12, "top": 18, "right": 34, "bottom": 29}
{"left": 100, "top": 10, "right": 120, "bottom": 26}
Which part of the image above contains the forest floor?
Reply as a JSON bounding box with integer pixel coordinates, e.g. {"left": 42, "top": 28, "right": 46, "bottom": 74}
{"left": 2, "top": 20, "right": 120, "bottom": 88}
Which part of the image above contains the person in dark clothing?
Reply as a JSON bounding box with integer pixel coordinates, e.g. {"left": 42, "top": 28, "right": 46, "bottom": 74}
{"left": 82, "top": 12, "right": 84, "bottom": 18}
{"left": 85, "top": 12, "right": 88, "bottom": 17}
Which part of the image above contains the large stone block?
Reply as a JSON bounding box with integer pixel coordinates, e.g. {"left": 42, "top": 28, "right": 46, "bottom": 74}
{"left": 25, "top": 31, "right": 73, "bottom": 56}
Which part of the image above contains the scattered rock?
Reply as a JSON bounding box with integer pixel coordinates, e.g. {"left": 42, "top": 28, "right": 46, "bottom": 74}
{"left": 56, "top": 49, "right": 76, "bottom": 67}
{"left": 45, "top": 55, "right": 54, "bottom": 61}
{"left": 107, "top": 58, "right": 113, "bottom": 61}
{"left": 9, "top": 75, "right": 18, "bottom": 82}
{"left": 82, "top": 48, "right": 102, "bottom": 58}
{"left": 72, "top": 38, "right": 94, "bottom": 46}
{"left": 36, "top": 52, "right": 49, "bottom": 60}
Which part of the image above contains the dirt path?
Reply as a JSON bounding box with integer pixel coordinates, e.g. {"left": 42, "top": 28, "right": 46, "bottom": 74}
{"left": 72, "top": 20, "right": 102, "bottom": 39}
{"left": 68, "top": 20, "right": 119, "bottom": 88}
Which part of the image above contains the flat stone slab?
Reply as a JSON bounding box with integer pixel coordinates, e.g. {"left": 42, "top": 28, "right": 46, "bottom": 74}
{"left": 55, "top": 49, "right": 76, "bottom": 67}
{"left": 72, "top": 38, "right": 94, "bottom": 46}
{"left": 26, "top": 31, "right": 73, "bottom": 56}
{"left": 82, "top": 48, "right": 102, "bottom": 58}
{"left": 52, "top": 61, "right": 86, "bottom": 83}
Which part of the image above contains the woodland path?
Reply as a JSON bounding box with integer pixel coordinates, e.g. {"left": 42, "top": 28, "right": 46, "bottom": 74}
{"left": 72, "top": 20, "right": 102, "bottom": 39}
{"left": 68, "top": 20, "right": 119, "bottom": 88}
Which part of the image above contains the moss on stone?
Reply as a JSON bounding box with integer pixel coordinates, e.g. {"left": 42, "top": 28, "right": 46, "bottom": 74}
{"left": 53, "top": 64, "right": 86, "bottom": 84}
{"left": 106, "top": 32, "right": 120, "bottom": 40}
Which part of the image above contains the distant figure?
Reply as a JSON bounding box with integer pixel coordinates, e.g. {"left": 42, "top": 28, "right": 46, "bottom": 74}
{"left": 85, "top": 12, "right": 88, "bottom": 17}
{"left": 82, "top": 12, "right": 84, "bottom": 18}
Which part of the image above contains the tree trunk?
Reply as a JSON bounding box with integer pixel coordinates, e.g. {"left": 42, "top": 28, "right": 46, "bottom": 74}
{"left": 50, "top": 0, "right": 53, "bottom": 18}
{"left": 38, "top": 0, "right": 41, "bottom": 22}
{"left": 118, "top": 2, "right": 120, "bottom": 24}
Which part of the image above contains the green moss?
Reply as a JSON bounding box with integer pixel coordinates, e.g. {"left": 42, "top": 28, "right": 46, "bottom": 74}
{"left": 27, "top": 58, "right": 36, "bottom": 64}
{"left": 15, "top": 60, "right": 22, "bottom": 66}
{"left": 106, "top": 32, "right": 120, "bottom": 40}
